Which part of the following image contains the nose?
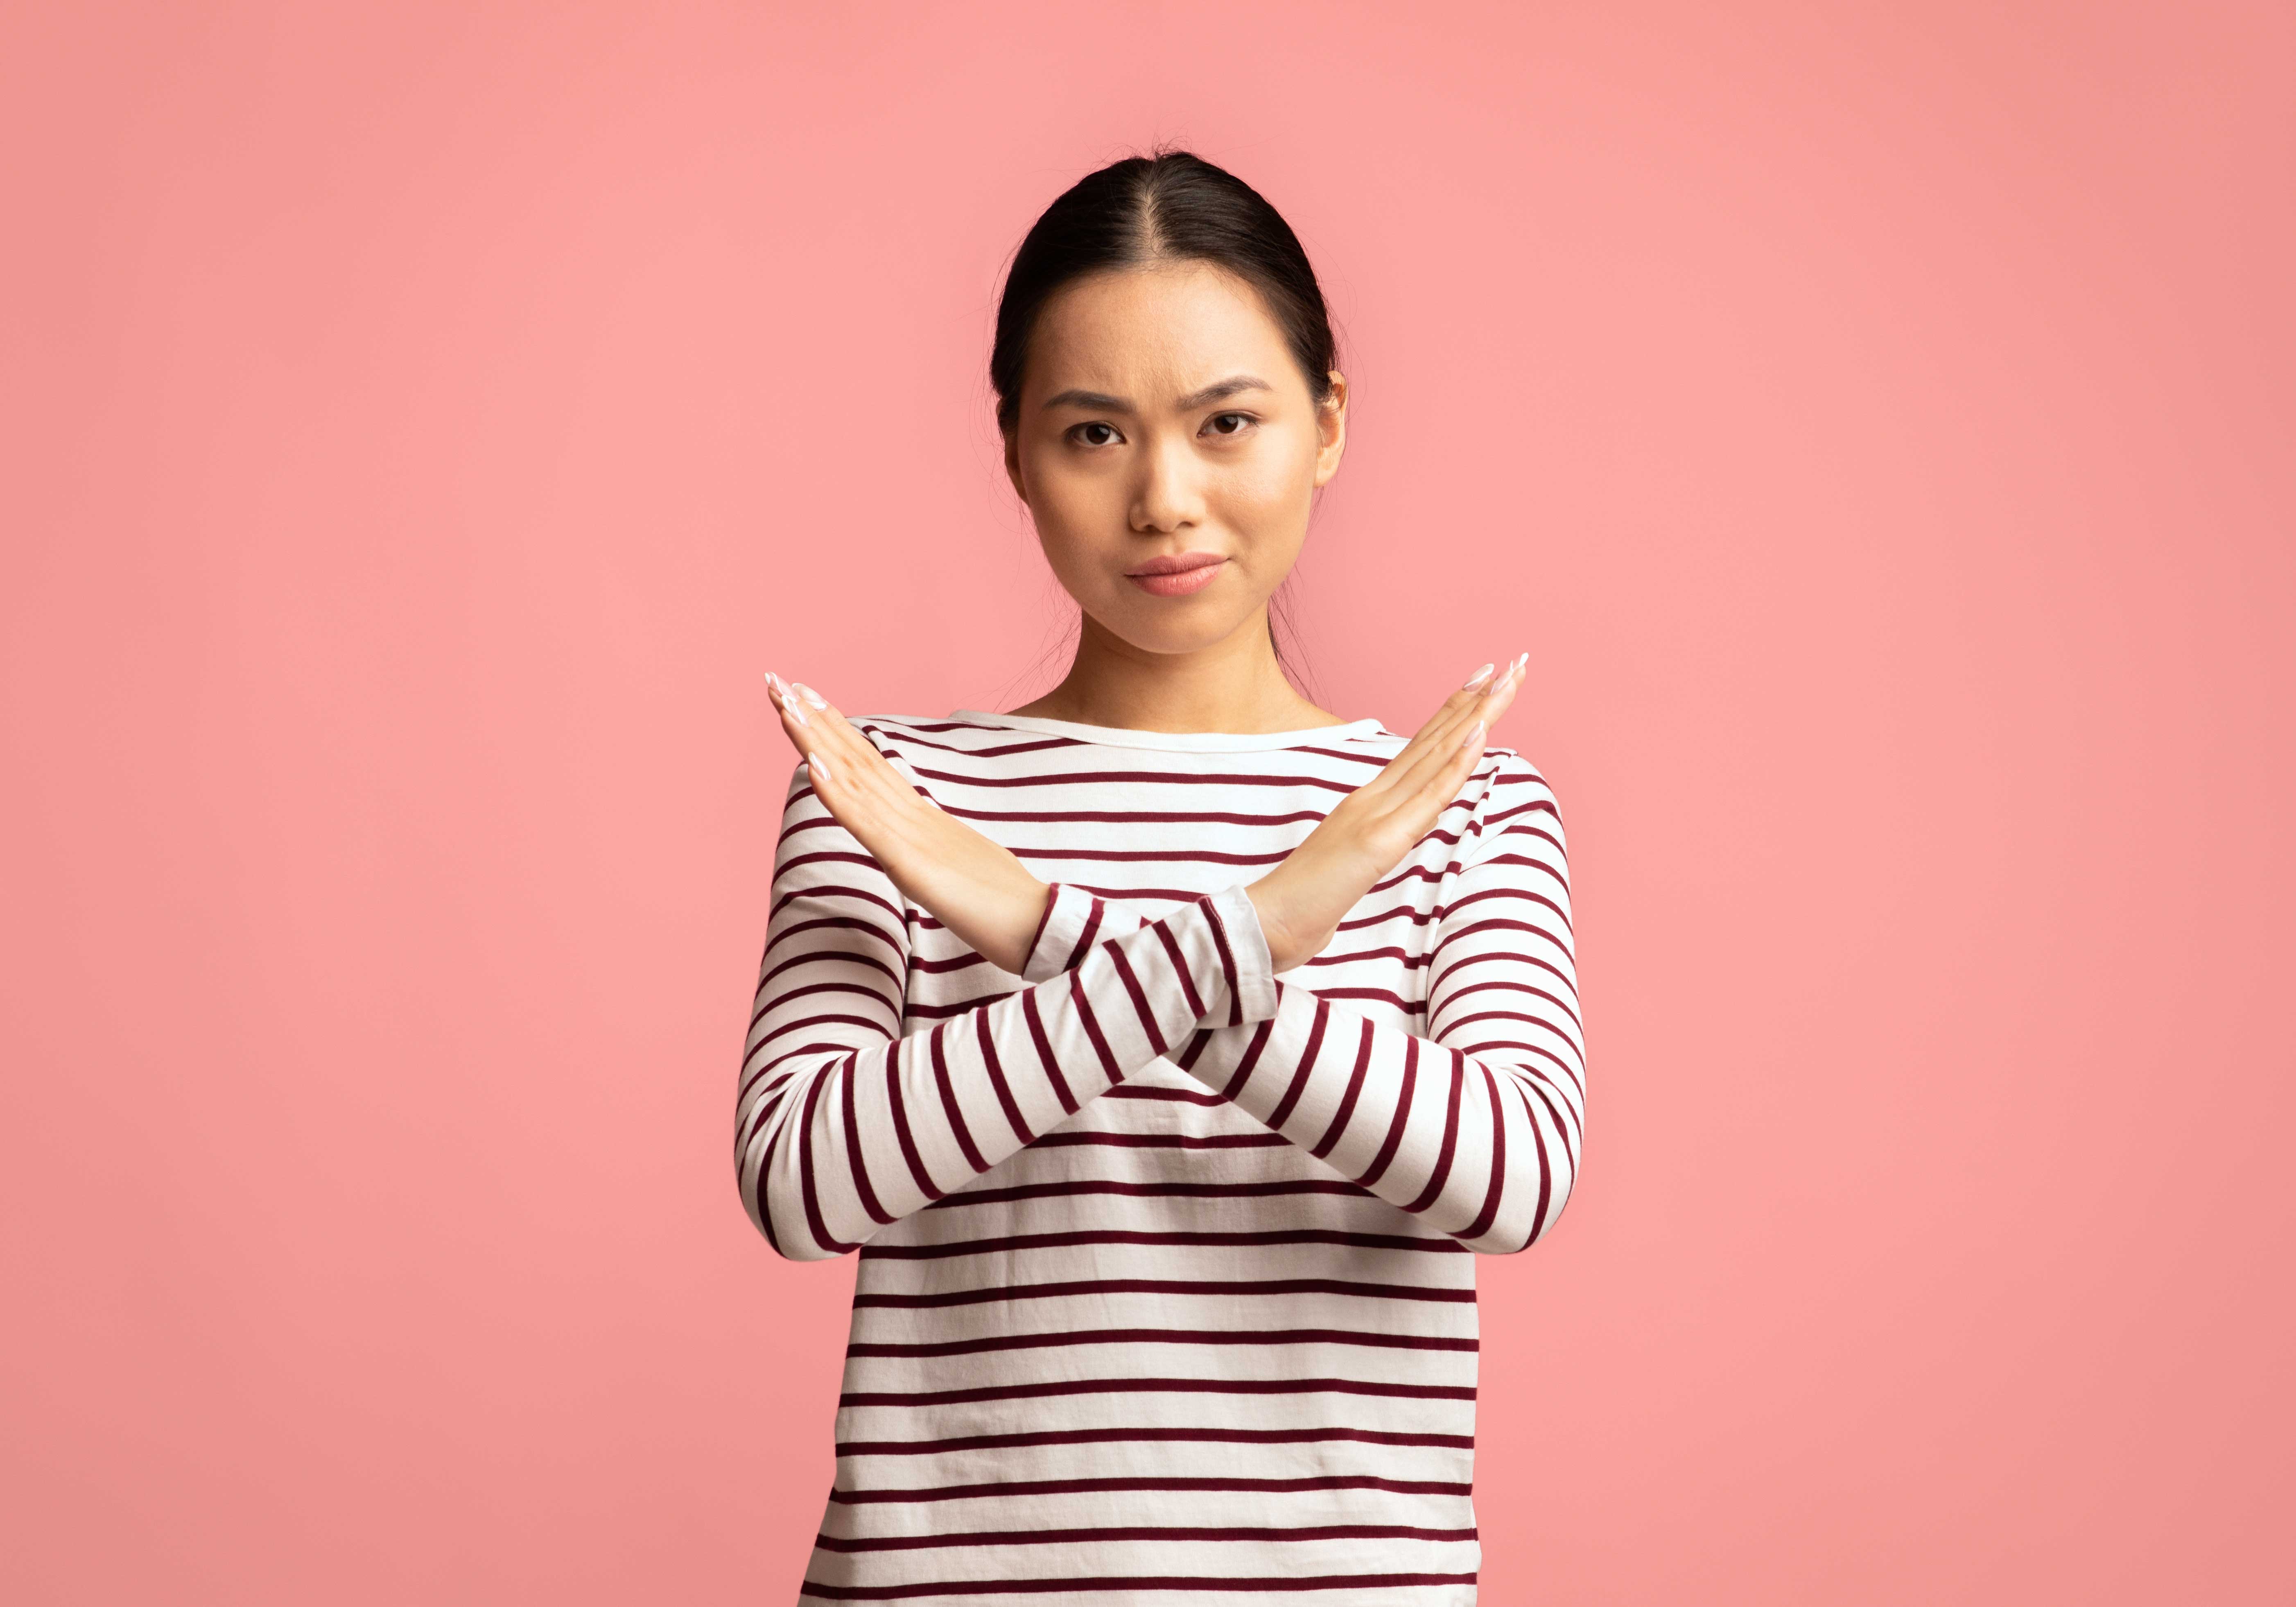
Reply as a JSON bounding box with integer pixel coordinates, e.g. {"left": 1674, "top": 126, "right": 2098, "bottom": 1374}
{"left": 1128, "top": 431, "right": 1205, "bottom": 535}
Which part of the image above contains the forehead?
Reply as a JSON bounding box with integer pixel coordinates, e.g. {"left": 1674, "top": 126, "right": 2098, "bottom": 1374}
{"left": 1027, "top": 261, "right": 1302, "bottom": 400}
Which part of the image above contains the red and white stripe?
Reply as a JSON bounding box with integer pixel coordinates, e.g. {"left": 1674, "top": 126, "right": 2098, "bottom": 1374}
{"left": 737, "top": 710, "right": 1583, "bottom": 1605}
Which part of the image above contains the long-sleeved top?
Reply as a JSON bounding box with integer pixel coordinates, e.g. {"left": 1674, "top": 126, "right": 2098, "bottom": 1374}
{"left": 736, "top": 708, "right": 1584, "bottom": 1605}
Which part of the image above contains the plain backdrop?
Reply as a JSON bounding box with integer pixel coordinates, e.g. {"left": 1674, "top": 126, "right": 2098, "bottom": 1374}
{"left": 4, "top": 3, "right": 2292, "bottom": 1602}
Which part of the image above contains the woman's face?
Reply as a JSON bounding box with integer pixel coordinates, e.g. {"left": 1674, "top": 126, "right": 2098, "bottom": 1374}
{"left": 1003, "top": 261, "right": 1347, "bottom": 658}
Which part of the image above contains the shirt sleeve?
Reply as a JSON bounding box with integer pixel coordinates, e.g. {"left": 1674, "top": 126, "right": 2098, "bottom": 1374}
{"left": 736, "top": 766, "right": 1279, "bottom": 1261}
{"left": 1022, "top": 754, "right": 1584, "bottom": 1256}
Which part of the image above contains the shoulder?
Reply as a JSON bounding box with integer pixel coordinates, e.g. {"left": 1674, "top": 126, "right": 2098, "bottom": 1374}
{"left": 843, "top": 714, "right": 976, "bottom": 755}
{"left": 839, "top": 714, "right": 1075, "bottom": 791}
{"left": 1478, "top": 743, "right": 1559, "bottom": 798}
{"left": 1464, "top": 744, "right": 1568, "bottom": 864}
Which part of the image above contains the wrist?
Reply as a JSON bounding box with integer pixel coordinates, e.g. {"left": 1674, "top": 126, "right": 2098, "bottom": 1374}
{"left": 972, "top": 870, "right": 1049, "bottom": 976}
{"left": 1245, "top": 878, "right": 1304, "bottom": 974}
{"left": 1020, "top": 880, "right": 1101, "bottom": 982}
{"left": 1211, "top": 883, "right": 1283, "bottom": 1022}
{"left": 1003, "top": 876, "right": 1053, "bottom": 975}
{"left": 900, "top": 838, "right": 1049, "bottom": 977}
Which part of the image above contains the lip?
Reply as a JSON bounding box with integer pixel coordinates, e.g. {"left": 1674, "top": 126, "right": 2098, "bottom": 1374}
{"left": 1128, "top": 552, "right": 1227, "bottom": 576}
{"left": 1125, "top": 551, "right": 1228, "bottom": 598}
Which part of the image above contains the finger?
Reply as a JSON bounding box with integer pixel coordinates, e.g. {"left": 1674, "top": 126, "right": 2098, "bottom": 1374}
{"left": 765, "top": 670, "right": 818, "bottom": 733}
{"left": 1445, "top": 652, "right": 1525, "bottom": 749}
{"left": 766, "top": 674, "right": 846, "bottom": 804}
{"left": 791, "top": 725, "right": 850, "bottom": 810}
{"left": 766, "top": 673, "right": 820, "bottom": 758}
{"left": 768, "top": 673, "right": 866, "bottom": 774}
{"left": 1360, "top": 661, "right": 1504, "bottom": 799}
{"left": 789, "top": 682, "right": 875, "bottom": 758}
{"left": 1414, "top": 661, "right": 1503, "bottom": 741}
{"left": 789, "top": 682, "right": 917, "bottom": 807}
{"left": 1386, "top": 698, "right": 1500, "bottom": 833}
{"left": 780, "top": 683, "right": 943, "bottom": 836}
{"left": 1412, "top": 716, "right": 1489, "bottom": 819}
{"left": 775, "top": 701, "right": 817, "bottom": 762}
{"left": 1418, "top": 654, "right": 1523, "bottom": 750}
{"left": 1475, "top": 653, "right": 1529, "bottom": 735}
{"left": 1379, "top": 658, "right": 1519, "bottom": 798}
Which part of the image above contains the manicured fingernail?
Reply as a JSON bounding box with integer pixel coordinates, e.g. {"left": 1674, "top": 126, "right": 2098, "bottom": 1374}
{"left": 787, "top": 700, "right": 808, "bottom": 727}
{"left": 795, "top": 683, "right": 827, "bottom": 710}
{"left": 1458, "top": 719, "right": 1485, "bottom": 749}
{"left": 809, "top": 754, "right": 832, "bottom": 783}
{"left": 764, "top": 670, "right": 782, "bottom": 697}
{"left": 1462, "top": 663, "right": 1494, "bottom": 690}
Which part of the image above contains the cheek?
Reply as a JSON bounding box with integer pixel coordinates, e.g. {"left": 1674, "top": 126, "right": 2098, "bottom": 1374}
{"left": 1032, "top": 465, "right": 1111, "bottom": 533}
{"left": 1023, "top": 455, "right": 1126, "bottom": 583}
{"left": 1216, "top": 436, "right": 1318, "bottom": 541}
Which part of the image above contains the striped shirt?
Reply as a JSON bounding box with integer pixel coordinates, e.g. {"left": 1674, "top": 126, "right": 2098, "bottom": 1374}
{"left": 736, "top": 709, "right": 1584, "bottom": 1605}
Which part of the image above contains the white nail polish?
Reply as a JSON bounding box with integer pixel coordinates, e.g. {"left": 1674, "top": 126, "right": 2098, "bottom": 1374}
{"left": 788, "top": 701, "right": 808, "bottom": 727}
{"left": 809, "top": 754, "right": 832, "bottom": 784}
{"left": 1458, "top": 719, "right": 1484, "bottom": 749}
{"left": 797, "top": 684, "right": 827, "bottom": 710}
{"left": 1462, "top": 663, "right": 1494, "bottom": 690}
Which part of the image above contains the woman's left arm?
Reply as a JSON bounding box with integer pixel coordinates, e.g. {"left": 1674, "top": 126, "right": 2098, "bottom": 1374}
{"left": 1024, "top": 757, "right": 1584, "bottom": 1255}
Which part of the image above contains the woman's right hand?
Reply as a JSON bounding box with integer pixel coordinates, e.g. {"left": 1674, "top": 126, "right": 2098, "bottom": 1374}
{"left": 766, "top": 673, "right": 1052, "bottom": 976}
{"left": 1246, "top": 655, "right": 1527, "bottom": 974}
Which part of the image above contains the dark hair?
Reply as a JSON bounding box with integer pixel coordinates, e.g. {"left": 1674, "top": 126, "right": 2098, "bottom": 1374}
{"left": 990, "top": 149, "right": 1338, "bottom": 433}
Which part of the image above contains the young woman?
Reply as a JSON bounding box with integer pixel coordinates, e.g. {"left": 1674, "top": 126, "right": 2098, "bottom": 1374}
{"left": 738, "top": 151, "right": 1583, "bottom": 1605}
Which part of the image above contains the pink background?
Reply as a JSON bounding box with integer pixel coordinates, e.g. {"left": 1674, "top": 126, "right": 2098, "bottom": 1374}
{"left": 5, "top": 3, "right": 2291, "bottom": 1602}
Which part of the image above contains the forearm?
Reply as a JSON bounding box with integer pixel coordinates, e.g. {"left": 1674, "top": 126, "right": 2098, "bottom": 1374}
{"left": 739, "top": 883, "right": 1271, "bottom": 1259}
{"left": 1020, "top": 878, "right": 1583, "bottom": 1254}
{"left": 1180, "top": 984, "right": 1580, "bottom": 1253}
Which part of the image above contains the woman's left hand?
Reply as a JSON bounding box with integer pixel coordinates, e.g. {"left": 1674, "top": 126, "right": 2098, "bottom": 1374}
{"left": 1246, "top": 654, "right": 1528, "bottom": 974}
{"left": 766, "top": 673, "right": 1051, "bottom": 975}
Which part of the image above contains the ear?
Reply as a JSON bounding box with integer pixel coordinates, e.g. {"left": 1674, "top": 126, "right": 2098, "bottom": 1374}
{"left": 1311, "top": 370, "right": 1349, "bottom": 488}
{"left": 1002, "top": 427, "right": 1029, "bottom": 507}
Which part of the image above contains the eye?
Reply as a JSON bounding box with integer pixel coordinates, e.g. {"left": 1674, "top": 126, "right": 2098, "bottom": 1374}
{"left": 1203, "top": 411, "right": 1258, "bottom": 437}
{"left": 1068, "top": 421, "right": 1123, "bottom": 448}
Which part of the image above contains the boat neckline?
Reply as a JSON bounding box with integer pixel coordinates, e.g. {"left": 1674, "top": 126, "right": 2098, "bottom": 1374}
{"left": 942, "top": 708, "right": 1395, "bottom": 753}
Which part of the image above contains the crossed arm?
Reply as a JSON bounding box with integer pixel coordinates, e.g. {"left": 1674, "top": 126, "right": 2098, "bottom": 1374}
{"left": 737, "top": 661, "right": 1582, "bottom": 1259}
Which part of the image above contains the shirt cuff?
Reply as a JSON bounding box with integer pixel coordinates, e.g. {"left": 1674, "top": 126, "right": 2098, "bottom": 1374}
{"left": 1202, "top": 883, "right": 1280, "bottom": 1025}
{"left": 1021, "top": 882, "right": 1104, "bottom": 983}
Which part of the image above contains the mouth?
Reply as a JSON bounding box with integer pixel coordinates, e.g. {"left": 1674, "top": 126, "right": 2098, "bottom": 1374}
{"left": 1125, "top": 551, "right": 1228, "bottom": 598}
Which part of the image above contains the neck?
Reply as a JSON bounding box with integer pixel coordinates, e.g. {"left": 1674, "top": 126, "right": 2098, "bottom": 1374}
{"left": 1014, "top": 607, "right": 1345, "bottom": 734}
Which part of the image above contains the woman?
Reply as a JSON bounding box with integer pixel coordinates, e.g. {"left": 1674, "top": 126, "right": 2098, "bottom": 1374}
{"left": 739, "top": 151, "right": 1582, "bottom": 1605}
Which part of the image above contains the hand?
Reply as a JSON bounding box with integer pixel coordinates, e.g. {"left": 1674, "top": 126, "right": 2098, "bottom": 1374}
{"left": 765, "top": 673, "right": 1051, "bottom": 975}
{"left": 1247, "top": 655, "right": 1527, "bottom": 973}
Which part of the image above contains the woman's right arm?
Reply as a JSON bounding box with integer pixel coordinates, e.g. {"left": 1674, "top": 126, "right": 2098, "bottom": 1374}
{"left": 736, "top": 767, "right": 1281, "bottom": 1260}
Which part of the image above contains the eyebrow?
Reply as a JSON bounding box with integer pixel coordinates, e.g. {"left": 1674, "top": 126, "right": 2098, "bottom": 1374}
{"left": 1040, "top": 374, "right": 1275, "bottom": 413}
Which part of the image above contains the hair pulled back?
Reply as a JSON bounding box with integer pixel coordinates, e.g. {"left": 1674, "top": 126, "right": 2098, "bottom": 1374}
{"left": 991, "top": 149, "right": 1338, "bottom": 434}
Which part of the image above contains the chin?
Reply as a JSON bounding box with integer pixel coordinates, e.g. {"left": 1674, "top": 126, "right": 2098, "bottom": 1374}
{"left": 1100, "top": 600, "right": 1262, "bottom": 657}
